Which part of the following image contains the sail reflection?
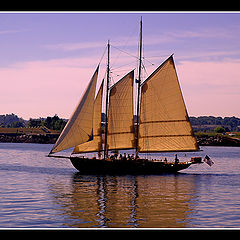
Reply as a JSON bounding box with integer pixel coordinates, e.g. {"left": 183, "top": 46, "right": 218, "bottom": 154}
{"left": 49, "top": 173, "right": 198, "bottom": 228}
{"left": 96, "top": 176, "right": 109, "bottom": 227}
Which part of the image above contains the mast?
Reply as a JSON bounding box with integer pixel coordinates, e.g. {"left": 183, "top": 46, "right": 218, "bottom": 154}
{"left": 104, "top": 40, "right": 110, "bottom": 160}
{"left": 135, "top": 17, "right": 143, "bottom": 155}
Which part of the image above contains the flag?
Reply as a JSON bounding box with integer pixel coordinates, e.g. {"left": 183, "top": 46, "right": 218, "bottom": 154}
{"left": 203, "top": 155, "right": 214, "bottom": 166}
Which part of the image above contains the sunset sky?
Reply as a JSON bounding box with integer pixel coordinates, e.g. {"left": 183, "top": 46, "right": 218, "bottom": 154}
{"left": 0, "top": 12, "right": 240, "bottom": 119}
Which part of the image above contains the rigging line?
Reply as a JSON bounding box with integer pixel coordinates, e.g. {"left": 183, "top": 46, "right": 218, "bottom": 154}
{"left": 142, "top": 37, "right": 155, "bottom": 67}
{"left": 110, "top": 24, "right": 138, "bottom": 67}
{"left": 142, "top": 56, "right": 155, "bottom": 66}
{"left": 142, "top": 63, "right": 148, "bottom": 78}
{"left": 111, "top": 60, "right": 137, "bottom": 71}
{"left": 98, "top": 45, "right": 107, "bottom": 66}
{"left": 146, "top": 55, "right": 170, "bottom": 59}
{"left": 111, "top": 45, "right": 139, "bottom": 60}
{"left": 111, "top": 44, "right": 154, "bottom": 79}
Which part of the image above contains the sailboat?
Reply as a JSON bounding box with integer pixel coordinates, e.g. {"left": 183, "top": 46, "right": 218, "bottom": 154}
{"left": 48, "top": 18, "right": 206, "bottom": 174}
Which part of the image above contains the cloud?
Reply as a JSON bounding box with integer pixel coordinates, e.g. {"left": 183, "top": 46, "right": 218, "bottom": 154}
{"left": 46, "top": 25, "right": 236, "bottom": 52}
{"left": 0, "top": 29, "right": 29, "bottom": 35}
{"left": 160, "top": 27, "right": 236, "bottom": 40}
{"left": 46, "top": 37, "right": 139, "bottom": 53}
{"left": 46, "top": 41, "right": 106, "bottom": 51}
{"left": 177, "top": 50, "right": 240, "bottom": 62}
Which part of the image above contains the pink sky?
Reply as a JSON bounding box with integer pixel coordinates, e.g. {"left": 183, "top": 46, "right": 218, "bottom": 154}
{"left": 0, "top": 13, "right": 239, "bottom": 119}
{"left": 177, "top": 60, "right": 240, "bottom": 117}
{"left": 0, "top": 57, "right": 96, "bottom": 119}
{"left": 1, "top": 56, "right": 239, "bottom": 119}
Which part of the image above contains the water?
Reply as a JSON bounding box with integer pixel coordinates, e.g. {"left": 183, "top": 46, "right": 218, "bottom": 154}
{"left": 0, "top": 142, "right": 240, "bottom": 228}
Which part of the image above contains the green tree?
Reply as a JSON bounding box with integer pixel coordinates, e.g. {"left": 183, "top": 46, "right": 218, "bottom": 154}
{"left": 27, "top": 118, "right": 42, "bottom": 127}
{"left": 9, "top": 121, "right": 25, "bottom": 128}
{"left": 42, "top": 115, "right": 67, "bottom": 131}
{"left": 214, "top": 126, "right": 226, "bottom": 133}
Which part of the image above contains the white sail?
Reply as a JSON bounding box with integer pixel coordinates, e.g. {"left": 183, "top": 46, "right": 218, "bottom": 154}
{"left": 107, "top": 70, "right": 135, "bottom": 150}
{"left": 50, "top": 66, "right": 99, "bottom": 154}
{"left": 138, "top": 56, "right": 199, "bottom": 152}
{"left": 72, "top": 80, "right": 103, "bottom": 153}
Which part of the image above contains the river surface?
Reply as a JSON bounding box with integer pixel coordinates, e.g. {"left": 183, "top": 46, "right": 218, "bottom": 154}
{"left": 0, "top": 142, "right": 240, "bottom": 228}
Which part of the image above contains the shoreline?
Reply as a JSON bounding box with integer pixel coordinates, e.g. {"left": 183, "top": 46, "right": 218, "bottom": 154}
{"left": 0, "top": 133, "right": 58, "bottom": 144}
{"left": 197, "top": 135, "right": 240, "bottom": 147}
{"left": 0, "top": 133, "right": 240, "bottom": 147}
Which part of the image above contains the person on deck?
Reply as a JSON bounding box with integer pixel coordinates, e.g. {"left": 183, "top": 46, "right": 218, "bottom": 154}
{"left": 174, "top": 154, "right": 179, "bottom": 164}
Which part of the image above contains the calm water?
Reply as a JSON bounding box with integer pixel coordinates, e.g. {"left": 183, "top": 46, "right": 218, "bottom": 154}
{"left": 0, "top": 143, "right": 240, "bottom": 228}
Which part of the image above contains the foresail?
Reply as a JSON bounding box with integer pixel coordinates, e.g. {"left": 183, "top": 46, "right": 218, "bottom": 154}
{"left": 49, "top": 66, "right": 99, "bottom": 154}
{"left": 138, "top": 56, "right": 199, "bottom": 152}
{"left": 72, "top": 80, "right": 103, "bottom": 154}
{"left": 107, "top": 70, "right": 135, "bottom": 150}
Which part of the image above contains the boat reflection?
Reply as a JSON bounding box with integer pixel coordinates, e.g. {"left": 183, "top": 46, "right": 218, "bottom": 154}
{"left": 49, "top": 173, "right": 198, "bottom": 228}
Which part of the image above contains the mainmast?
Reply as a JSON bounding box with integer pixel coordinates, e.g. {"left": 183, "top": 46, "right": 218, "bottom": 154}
{"left": 135, "top": 17, "right": 143, "bottom": 155}
{"left": 104, "top": 40, "right": 110, "bottom": 160}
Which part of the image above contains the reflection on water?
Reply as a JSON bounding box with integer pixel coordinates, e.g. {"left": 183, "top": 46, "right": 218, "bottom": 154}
{"left": 49, "top": 173, "right": 198, "bottom": 228}
{"left": 1, "top": 144, "right": 240, "bottom": 228}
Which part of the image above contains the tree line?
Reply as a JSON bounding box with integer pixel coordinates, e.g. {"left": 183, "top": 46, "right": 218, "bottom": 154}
{"left": 1, "top": 114, "right": 240, "bottom": 132}
{"left": 189, "top": 116, "right": 240, "bottom": 132}
{"left": 0, "top": 114, "right": 67, "bottom": 131}
{"left": 27, "top": 115, "right": 67, "bottom": 131}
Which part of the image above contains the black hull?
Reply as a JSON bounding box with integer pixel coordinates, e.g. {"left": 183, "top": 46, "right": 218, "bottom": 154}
{"left": 70, "top": 157, "right": 194, "bottom": 175}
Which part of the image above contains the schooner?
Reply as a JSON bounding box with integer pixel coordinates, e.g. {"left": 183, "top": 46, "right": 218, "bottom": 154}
{"left": 48, "top": 18, "right": 206, "bottom": 174}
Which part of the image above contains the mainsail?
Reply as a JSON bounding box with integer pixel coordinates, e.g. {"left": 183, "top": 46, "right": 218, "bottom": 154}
{"left": 49, "top": 66, "right": 99, "bottom": 154}
{"left": 72, "top": 80, "right": 104, "bottom": 153}
{"left": 107, "top": 70, "right": 135, "bottom": 150}
{"left": 138, "top": 55, "right": 199, "bottom": 152}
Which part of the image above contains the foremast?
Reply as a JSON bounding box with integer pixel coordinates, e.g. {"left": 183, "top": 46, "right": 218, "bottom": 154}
{"left": 104, "top": 40, "right": 110, "bottom": 160}
{"left": 135, "top": 17, "right": 143, "bottom": 156}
